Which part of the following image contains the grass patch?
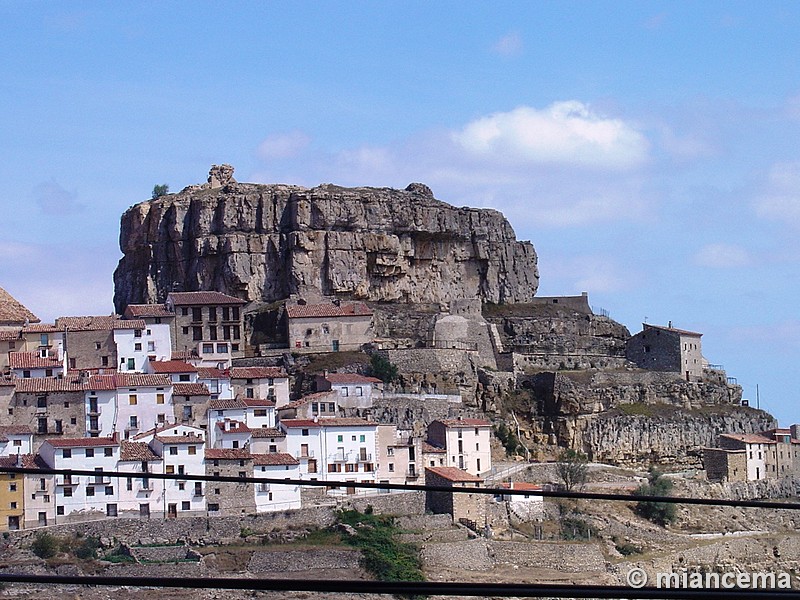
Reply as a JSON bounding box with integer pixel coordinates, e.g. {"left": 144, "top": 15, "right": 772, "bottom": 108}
{"left": 304, "top": 351, "right": 371, "bottom": 373}
{"left": 337, "top": 509, "right": 425, "bottom": 596}
{"left": 613, "top": 403, "right": 679, "bottom": 418}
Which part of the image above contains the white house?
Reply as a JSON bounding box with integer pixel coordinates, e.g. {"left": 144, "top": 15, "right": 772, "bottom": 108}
{"left": 148, "top": 360, "right": 199, "bottom": 383}
{"left": 248, "top": 427, "right": 286, "bottom": 454}
{"left": 215, "top": 420, "right": 251, "bottom": 449}
{"left": 87, "top": 373, "right": 174, "bottom": 439}
{"left": 0, "top": 427, "right": 33, "bottom": 456}
{"left": 280, "top": 418, "right": 377, "bottom": 493}
{"left": 230, "top": 367, "right": 290, "bottom": 407}
{"left": 427, "top": 418, "right": 492, "bottom": 476}
{"left": 9, "top": 350, "right": 63, "bottom": 379}
{"left": 315, "top": 373, "right": 382, "bottom": 408}
{"left": 39, "top": 436, "right": 121, "bottom": 521}
{"left": 114, "top": 323, "right": 172, "bottom": 372}
{"left": 147, "top": 425, "right": 206, "bottom": 518}
{"left": 197, "top": 367, "right": 233, "bottom": 400}
{"left": 117, "top": 440, "right": 164, "bottom": 519}
{"left": 252, "top": 453, "right": 301, "bottom": 511}
{"left": 718, "top": 433, "right": 773, "bottom": 481}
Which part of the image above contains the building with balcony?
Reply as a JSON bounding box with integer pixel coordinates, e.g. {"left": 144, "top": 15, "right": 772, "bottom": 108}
{"left": 252, "top": 453, "right": 301, "bottom": 511}
{"left": 117, "top": 440, "right": 164, "bottom": 519}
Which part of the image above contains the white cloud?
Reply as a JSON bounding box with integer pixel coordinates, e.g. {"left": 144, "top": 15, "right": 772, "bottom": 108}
{"left": 491, "top": 31, "right": 523, "bottom": 57}
{"left": 694, "top": 243, "right": 751, "bottom": 268}
{"left": 754, "top": 161, "right": 800, "bottom": 224}
{"left": 452, "top": 102, "right": 649, "bottom": 170}
{"left": 257, "top": 131, "right": 311, "bottom": 161}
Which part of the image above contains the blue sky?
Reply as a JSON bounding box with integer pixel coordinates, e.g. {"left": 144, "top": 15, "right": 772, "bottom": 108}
{"left": 1, "top": 2, "right": 799, "bottom": 424}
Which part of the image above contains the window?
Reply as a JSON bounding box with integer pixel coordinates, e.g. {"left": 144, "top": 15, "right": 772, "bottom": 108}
{"left": 340, "top": 387, "right": 349, "bottom": 397}
{"left": 178, "top": 465, "right": 185, "bottom": 475}
{"left": 86, "top": 487, "right": 95, "bottom": 497}
{"left": 178, "top": 482, "right": 185, "bottom": 491}
{"left": 63, "top": 487, "right": 73, "bottom": 497}
{"left": 188, "top": 446, "right": 197, "bottom": 455}
{"left": 223, "top": 325, "right": 231, "bottom": 340}
{"left": 233, "top": 325, "right": 240, "bottom": 339}
{"left": 209, "top": 326, "right": 217, "bottom": 340}
{"left": 156, "top": 393, "right": 165, "bottom": 404}
{"left": 345, "top": 464, "right": 356, "bottom": 473}
{"left": 216, "top": 343, "right": 228, "bottom": 354}
{"left": 69, "top": 358, "right": 76, "bottom": 369}
{"left": 355, "top": 386, "right": 363, "bottom": 396}
{"left": 22, "top": 370, "right": 30, "bottom": 379}
{"left": 181, "top": 307, "right": 189, "bottom": 316}
{"left": 157, "top": 413, "right": 165, "bottom": 423}
{"left": 12, "top": 440, "right": 20, "bottom": 447}
{"left": 232, "top": 307, "right": 240, "bottom": 320}
{"left": 301, "top": 428, "right": 309, "bottom": 436}
{"left": 179, "top": 374, "right": 190, "bottom": 382}
{"left": 36, "top": 418, "right": 47, "bottom": 434}
{"left": 208, "top": 503, "right": 219, "bottom": 512}
{"left": 387, "top": 447, "right": 394, "bottom": 456}
{"left": 134, "top": 343, "right": 142, "bottom": 351}
{"left": 127, "top": 478, "right": 133, "bottom": 491}
{"left": 107, "top": 504, "right": 117, "bottom": 517}
{"left": 104, "top": 447, "right": 113, "bottom": 457}
{"left": 329, "top": 403, "right": 335, "bottom": 412}
{"left": 37, "top": 396, "right": 46, "bottom": 408}
{"left": 129, "top": 394, "right": 138, "bottom": 405}
{"left": 127, "top": 358, "right": 135, "bottom": 370}
{"left": 147, "top": 341, "right": 155, "bottom": 352}
{"left": 222, "top": 307, "right": 230, "bottom": 321}
{"left": 246, "top": 388, "right": 254, "bottom": 398}
{"left": 232, "top": 441, "right": 239, "bottom": 449}
{"left": 193, "top": 327, "right": 203, "bottom": 341}
{"left": 40, "top": 334, "right": 49, "bottom": 346}
{"left": 209, "top": 307, "right": 217, "bottom": 322}
{"left": 134, "top": 329, "right": 142, "bottom": 338}
{"left": 182, "top": 501, "right": 190, "bottom": 511}
{"left": 166, "top": 465, "right": 175, "bottom": 474}
{"left": 312, "top": 403, "right": 318, "bottom": 413}
{"left": 102, "top": 356, "right": 109, "bottom": 366}
{"left": 191, "top": 307, "right": 202, "bottom": 322}
{"left": 388, "top": 463, "right": 394, "bottom": 472}
{"left": 231, "top": 343, "right": 239, "bottom": 352}
{"left": 57, "top": 506, "right": 64, "bottom": 515}
{"left": 359, "top": 435, "right": 365, "bottom": 443}
{"left": 46, "top": 369, "right": 53, "bottom": 377}
{"left": 203, "top": 343, "right": 214, "bottom": 354}
{"left": 86, "top": 448, "right": 94, "bottom": 458}
{"left": 182, "top": 327, "right": 189, "bottom": 335}
{"left": 129, "top": 416, "right": 138, "bottom": 429}
{"left": 169, "top": 446, "right": 178, "bottom": 456}
{"left": 9, "top": 483, "right": 16, "bottom": 492}
{"left": 62, "top": 449, "right": 71, "bottom": 458}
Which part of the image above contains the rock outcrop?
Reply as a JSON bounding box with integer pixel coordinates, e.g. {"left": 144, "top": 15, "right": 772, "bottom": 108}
{"left": 113, "top": 169, "right": 539, "bottom": 312}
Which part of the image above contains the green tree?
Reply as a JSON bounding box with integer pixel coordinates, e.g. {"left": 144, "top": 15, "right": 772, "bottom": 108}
{"left": 30, "top": 532, "right": 59, "bottom": 559}
{"left": 556, "top": 448, "right": 589, "bottom": 492}
{"left": 633, "top": 469, "right": 677, "bottom": 526}
{"left": 370, "top": 353, "right": 399, "bottom": 384}
{"left": 151, "top": 184, "right": 169, "bottom": 199}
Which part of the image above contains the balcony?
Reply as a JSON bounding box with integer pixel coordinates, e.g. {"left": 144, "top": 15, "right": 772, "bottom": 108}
{"left": 257, "top": 483, "right": 270, "bottom": 493}
{"left": 56, "top": 477, "right": 79, "bottom": 487}
{"left": 297, "top": 450, "right": 315, "bottom": 459}
{"left": 327, "top": 451, "right": 373, "bottom": 463}
{"left": 92, "top": 477, "right": 112, "bottom": 485}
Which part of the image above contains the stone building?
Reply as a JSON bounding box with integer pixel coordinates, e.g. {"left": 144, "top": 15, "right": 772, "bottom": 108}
{"left": 205, "top": 448, "right": 256, "bottom": 516}
{"left": 712, "top": 433, "right": 776, "bottom": 481}
{"left": 315, "top": 372, "right": 382, "bottom": 408}
{"left": 286, "top": 301, "right": 373, "bottom": 353}
{"left": 703, "top": 447, "right": 748, "bottom": 482}
{"left": 626, "top": 323, "right": 704, "bottom": 381}
{"left": 57, "top": 316, "right": 147, "bottom": 372}
{"left": 166, "top": 291, "right": 246, "bottom": 365}
{"left": 12, "top": 377, "right": 87, "bottom": 440}
{"left": 424, "top": 466, "right": 485, "bottom": 526}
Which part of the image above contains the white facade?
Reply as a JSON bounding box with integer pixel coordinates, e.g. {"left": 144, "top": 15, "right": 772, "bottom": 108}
{"left": 115, "top": 324, "right": 172, "bottom": 372}
{"left": 22, "top": 456, "right": 55, "bottom": 528}
{"left": 0, "top": 429, "right": 33, "bottom": 456}
{"left": 39, "top": 438, "right": 121, "bottom": 520}
{"left": 252, "top": 454, "right": 301, "bottom": 511}
{"left": 117, "top": 443, "right": 165, "bottom": 519}
{"left": 230, "top": 368, "right": 290, "bottom": 407}
{"left": 427, "top": 419, "right": 492, "bottom": 476}
{"left": 148, "top": 426, "right": 206, "bottom": 517}
{"left": 197, "top": 368, "right": 233, "bottom": 400}
{"left": 115, "top": 380, "right": 174, "bottom": 440}
{"left": 84, "top": 389, "right": 116, "bottom": 438}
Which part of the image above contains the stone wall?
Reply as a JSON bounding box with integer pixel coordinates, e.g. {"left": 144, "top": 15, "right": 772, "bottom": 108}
{"left": 248, "top": 548, "right": 360, "bottom": 572}
{"left": 704, "top": 448, "right": 747, "bottom": 482}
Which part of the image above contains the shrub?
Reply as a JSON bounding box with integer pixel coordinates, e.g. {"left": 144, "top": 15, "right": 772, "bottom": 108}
{"left": 73, "top": 536, "right": 101, "bottom": 560}
{"left": 633, "top": 469, "right": 677, "bottom": 526}
{"left": 31, "top": 532, "right": 59, "bottom": 559}
{"left": 560, "top": 515, "right": 596, "bottom": 541}
{"left": 556, "top": 448, "right": 589, "bottom": 491}
{"left": 151, "top": 184, "right": 169, "bottom": 199}
{"left": 369, "top": 354, "right": 399, "bottom": 384}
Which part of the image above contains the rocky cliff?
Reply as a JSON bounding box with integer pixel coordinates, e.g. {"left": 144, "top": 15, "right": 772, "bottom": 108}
{"left": 113, "top": 169, "right": 539, "bottom": 312}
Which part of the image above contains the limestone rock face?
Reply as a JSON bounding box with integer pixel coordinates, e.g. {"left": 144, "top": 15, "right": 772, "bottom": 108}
{"left": 113, "top": 181, "right": 539, "bottom": 312}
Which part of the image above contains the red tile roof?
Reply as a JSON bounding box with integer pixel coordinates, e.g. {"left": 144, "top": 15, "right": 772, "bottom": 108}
{"left": 499, "top": 482, "right": 542, "bottom": 491}
{"left": 0, "top": 287, "right": 39, "bottom": 324}
{"left": 123, "top": 304, "right": 173, "bottom": 318}
{"left": 253, "top": 452, "right": 299, "bottom": 466}
{"left": 173, "top": 383, "right": 210, "bottom": 396}
{"left": 197, "top": 367, "right": 229, "bottom": 379}
{"left": 422, "top": 442, "right": 445, "bottom": 454}
{"left": 0, "top": 426, "right": 33, "bottom": 442}
{"left": 208, "top": 398, "right": 247, "bottom": 410}
{"left": 155, "top": 435, "right": 204, "bottom": 445}
{"left": 720, "top": 433, "right": 775, "bottom": 445}
{"left": 0, "top": 329, "right": 21, "bottom": 341}
{"left": 286, "top": 302, "right": 372, "bottom": 319}
{"left": 45, "top": 436, "right": 118, "bottom": 448}
{"left": 9, "top": 351, "right": 61, "bottom": 370}
{"left": 230, "top": 367, "right": 287, "bottom": 379}
{"left": 426, "top": 466, "right": 483, "bottom": 483}
{"left": 20, "top": 454, "right": 48, "bottom": 469}
{"left": 242, "top": 398, "right": 275, "bottom": 408}
{"left": 87, "top": 373, "right": 172, "bottom": 390}
{"left": 132, "top": 422, "right": 185, "bottom": 440}
{"left": 119, "top": 441, "right": 161, "bottom": 462}
{"left": 280, "top": 417, "right": 374, "bottom": 429}
{"left": 249, "top": 427, "right": 285, "bottom": 438}
{"left": 435, "top": 418, "right": 491, "bottom": 428}
{"left": 167, "top": 291, "right": 245, "bottom": 306}
{"left": 216, "top": 420, "right": 250, "bottom": 434}
{"left": 171, "top": 350, "right": 200, "bottom": 361}
{"left": 14, "top": 376, "right": 86, "bottom": 393}
{"left": 22, "top": 323, "right": 58, "bottom": 333}
{"left": 56, "top": 316, "right": 146, "bottom": 331}
{"left": 150, "top": 360, "right": 198, "bottom": 374}
{"left": 205, "top": 448, "right": 251, "bottom": 460}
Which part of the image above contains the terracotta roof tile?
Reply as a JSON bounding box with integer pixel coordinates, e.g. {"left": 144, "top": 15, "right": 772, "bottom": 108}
{"left": 119, "top": 441, "right": 161, "bottom": 462}
{"left": 643, "top": 323, "right": 703, "bottom": 337}
{"left": 0, "top": 287, "right": 39, "bottom": 324}
{"left": 167, "top": 291, "right": 245, "bottom": 306}
{"left": 14, "top": 376, "right": 86, "bottom": 393}
{"left": 150, "top": 360, "right": 198, "bottom": 374}
{"left": 286, "top": 302, "right": 372, "bottom": 319}
{"left": 216, "top": 420, "right": 250, "bottom": 434}
{"left": 230, "top": 367, "right": 287, "bottom": 379}
{"left": 720, "top": 433, "right": 776, "bottom": 445}
{"left": 253, "top": 452, "right": 299, "bottom": 466}
{"left": 20, "top": 454, "right": 48, "bottom": 469}
{"left": 86, "top": 373, "right": 172, "bottom": 390}
{"left": 242, "top": 398, "right": 275, "bottom": 408}
{"left": 208, "top": 398, "right": 247, "bottom": 410}
{"left": 56, "top": 316, "right": 146, "bottom": 331}
{"left": 123, "top": 304, "right": 173, "bottom": 318}
{"left": 426, "top": 466, "right": 483, "bottom": 483}
{"left": 9, "top": 351, "right": 62, "bottom": 370}
{"left": 422, "top": 442, "right": 445, "bottom": 453}
{"left": 22, "top": 323, "right": 58, "bottom": 333}
{"left": 155, "top": 435, "right": 204, "bottom": 445}
{"left": 197, "top": 367, "right": 229, "bottom": 379}
{"left": 205, "top": 448, "right": 251, "bottom": 460}
{"left": 45, "top": 436, "right": 118, "bottom": 448}
{"left": 0, "top": 329, "right": 22, "bottom": 341}
{"left": 0, "top": 426, "right": 33, "bottom": 442}
{"left": 249, "top": 427, "right": 285, "bottom": 438}
{"left": 173, "top": 383, "right": 210, "bottom": 396}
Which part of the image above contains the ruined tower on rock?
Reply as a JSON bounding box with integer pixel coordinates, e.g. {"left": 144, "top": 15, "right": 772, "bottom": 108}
{"left": 113, "top": 165, "right": 540, "bottom": 312}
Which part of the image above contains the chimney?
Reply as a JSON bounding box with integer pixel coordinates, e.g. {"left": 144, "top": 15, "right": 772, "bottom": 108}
{"left": 668, "top": 320, "right": 673, "bottom": 328}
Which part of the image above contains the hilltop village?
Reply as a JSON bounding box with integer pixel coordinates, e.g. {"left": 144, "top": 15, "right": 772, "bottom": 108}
{"left": 0, "top": 167, "right": 791, "bottom": 534}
